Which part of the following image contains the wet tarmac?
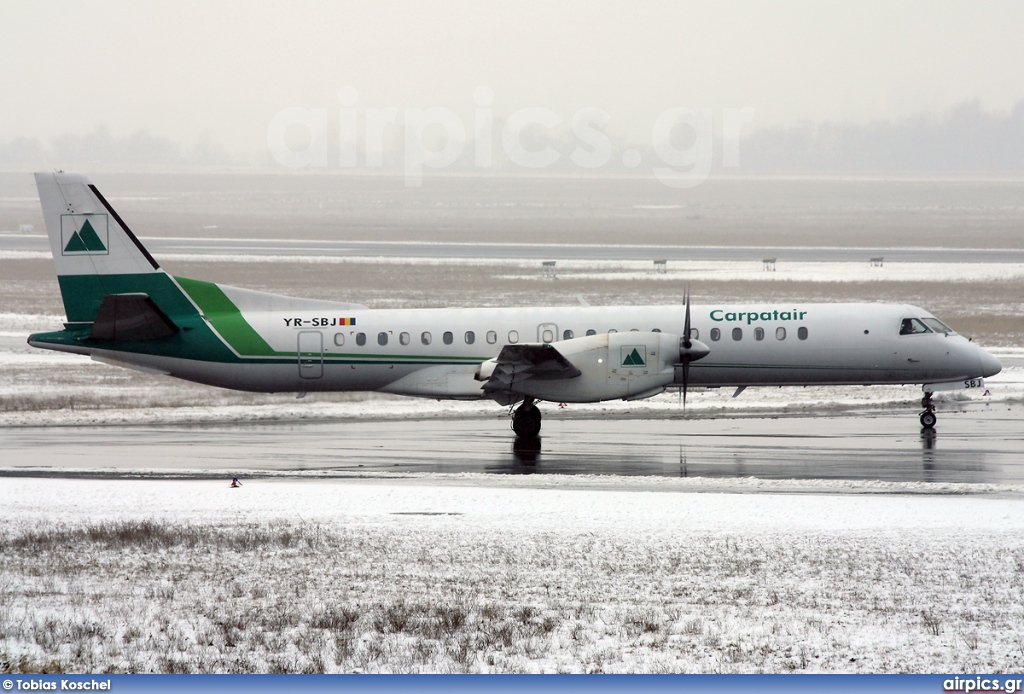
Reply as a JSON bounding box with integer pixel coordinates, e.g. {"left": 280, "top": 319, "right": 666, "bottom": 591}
{"left": 5, "top": 234, "right": 1024, "bottom": 263}
{"left": 2, "top": 401, "right": 1021, "bottom": 485}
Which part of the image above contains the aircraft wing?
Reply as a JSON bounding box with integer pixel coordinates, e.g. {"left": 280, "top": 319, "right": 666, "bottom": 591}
{"left": 481, "top": 343, "right": 582, "bottom": 395}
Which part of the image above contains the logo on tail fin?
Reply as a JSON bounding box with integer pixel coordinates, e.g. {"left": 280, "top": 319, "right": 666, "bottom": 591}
{"left": 61, "top": 214, "right": 109, "bottom": 255}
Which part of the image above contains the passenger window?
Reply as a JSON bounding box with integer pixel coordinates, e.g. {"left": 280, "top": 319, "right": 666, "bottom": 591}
{"left": 798, "top": 327, "right": 808, "bottom": 340}
{"left": 899, "top": 318, "right": 932, "bottom": 335}
{"left": 710, "top": 328, "right": 721, "bottom": 342}
{"left": 732, "top": 327, "right": 743, "bottom": 341}
{"left": 586, "top": 329, "right": 596, "bottom": 336}
{"left": 630, "top": 328, "right": 639, "bottom": 332}
{"left": 754, "top": 327, "right": 764, "bottom": 341}
{"left": 652, "top": 328, "right": 661, "bottom": 333}
{"left": 541, "top": 329, "right": 553, "bottom": 343}
{"left": 465, "top": 331, "right": 475, "bottom": 344}
{"left": 443, "top": 331, "right": 454, "bottom": 345}
{"left": 399, "top": 332, "right": 410, "bottom": 346}
{"left": 356, "top": 332, "right": 366, "bottom": 346}
{"left": 486, "top": 330, "right": 497, "bottom": 344}
{"left": 608, "top": 329, "right": 618, "bottom": 333}
{"left": 563, "top": 329, "right": 574, "bottom": 340}
{"left": 421, "top": 331, "right": 431, "bottom": 345}
{"left": 377, "top": 332, "right": 388, "bottom": 346}
{"left": 334, "top": 333, "right": 345, "bottom": 347}
{"left": 689, "top": 328, "right": 699, "bottom": 340}
{"left": 776, "top": 327, "right": 786, "bottom": 340}
{"left": 508, "top": 330, "right": 519, "bottom": 344}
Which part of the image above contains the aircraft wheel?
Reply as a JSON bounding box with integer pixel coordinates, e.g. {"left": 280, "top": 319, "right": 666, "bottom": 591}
{"left": 512, "top": 403, "right": 542, "bottom": 438}
{"left": 919, "top": 411, "right": 937, "bottom": 429}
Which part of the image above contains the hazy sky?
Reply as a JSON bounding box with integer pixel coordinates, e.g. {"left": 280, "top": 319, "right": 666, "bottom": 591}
{"left": 3, "top": 0, "right": 1023, "bottom": 154}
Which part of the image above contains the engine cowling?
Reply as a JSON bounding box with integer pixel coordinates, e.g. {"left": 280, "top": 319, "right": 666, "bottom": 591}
{"left": 511, "top": 331, "right": 685, "bottom": 403}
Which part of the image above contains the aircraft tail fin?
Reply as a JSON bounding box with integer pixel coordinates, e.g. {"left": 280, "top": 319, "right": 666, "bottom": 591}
{"left": 34, "top": 172, "right": 182, "bottom": 326}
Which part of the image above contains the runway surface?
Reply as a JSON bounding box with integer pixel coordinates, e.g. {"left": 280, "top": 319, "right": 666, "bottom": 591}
{"left": 5, "top": 233, "right": 1024, "bottom": 263}
{"left": 3, "top": 401, "right": 1021, "bottom": 485}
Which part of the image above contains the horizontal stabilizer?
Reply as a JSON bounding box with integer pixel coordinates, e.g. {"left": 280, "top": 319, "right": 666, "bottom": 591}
{"left": 89, "top": 293, "right": 179, "bottom": 341}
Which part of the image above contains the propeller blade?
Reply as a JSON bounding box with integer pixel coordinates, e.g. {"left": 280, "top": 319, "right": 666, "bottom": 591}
{"left": 683, "top": 287, "right": 692, "bottom": 349}
{"left": 682, "top": 357, "right": 689, "bottom": 409}
{"left": 682, "top": 286, "right": 691, "bottom": 408}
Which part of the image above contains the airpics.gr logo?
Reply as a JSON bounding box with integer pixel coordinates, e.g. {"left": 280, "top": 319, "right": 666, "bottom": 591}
{"left": 61, "top": 214, "right": 109, "bottom": 256}
{"left": 621, "top": 345, "right": 647, "bottom": 368}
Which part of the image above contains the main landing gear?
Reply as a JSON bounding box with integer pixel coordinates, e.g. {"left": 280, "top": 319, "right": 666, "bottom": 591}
{"left": 919, "top": 392, "right": 937, "bottom": 429}
{"left": 512, "top": 398, "right": 542, "bottom": 438}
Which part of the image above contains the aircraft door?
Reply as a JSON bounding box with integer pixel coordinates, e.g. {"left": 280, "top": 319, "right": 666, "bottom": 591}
{"left": 537, "top": 323, "right": 558, "bottom": 343}
{"left": 298, "top": 331, "right": 323, "bottom": 379}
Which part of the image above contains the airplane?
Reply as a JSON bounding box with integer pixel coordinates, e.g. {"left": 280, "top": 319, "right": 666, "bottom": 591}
{"left": 28, "top": 171, "right": 1002, "bottom": 437}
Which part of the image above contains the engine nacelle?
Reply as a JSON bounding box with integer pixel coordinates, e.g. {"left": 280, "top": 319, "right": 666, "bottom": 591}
{"left": 514, "top": 331, "right": 682, "bottom": 403}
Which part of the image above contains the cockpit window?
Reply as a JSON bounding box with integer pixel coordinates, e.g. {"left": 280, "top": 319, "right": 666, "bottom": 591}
{"left": 921, "top": 317, "right": 955, "bottom": 334}
{"left": 899, "top": 318, "right": 932, "bottom": 335}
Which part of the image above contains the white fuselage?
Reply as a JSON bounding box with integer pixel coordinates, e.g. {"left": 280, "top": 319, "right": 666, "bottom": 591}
{"left": 80, "top": 301, "right": 999, "bottom": 401}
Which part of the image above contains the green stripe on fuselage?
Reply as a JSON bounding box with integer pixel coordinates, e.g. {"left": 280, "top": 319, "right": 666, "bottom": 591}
{"left": 47, "top": 272, "right": 238, "bottom": 362}
{"left": 174, "top": 276, "right": 280, "bottom": 357}
{"left": 173, "top": 276, "right": 491, "bottom": 363}
{"left": 47, "top": 273, "right": 496, "bottom": 367}
{"left": 58, "top": 273, "right": 199, "bottom": 325}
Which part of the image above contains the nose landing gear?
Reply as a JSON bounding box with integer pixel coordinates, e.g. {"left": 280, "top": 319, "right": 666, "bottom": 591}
{"left": 919, "top": 392, "right": 937, "bottom": 429}
{"left": 512, "top": 398, "right": 542, "bottom": 438}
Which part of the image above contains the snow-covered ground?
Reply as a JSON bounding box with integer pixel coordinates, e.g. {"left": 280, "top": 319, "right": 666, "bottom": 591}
{"left": 1, "top": 476, "right": 1022, "bottom": 673}
{"left": 7, "top": 248, "right": 1024, "bottom": 283}
{"left": 500, "top": 259, "right": 1024, "bottom": 284}
{"left": 2, "top": 253, "right": 1021, "bottom": 673}
{"left": 4, "top": 178, "right": 1024, "bottom": 673}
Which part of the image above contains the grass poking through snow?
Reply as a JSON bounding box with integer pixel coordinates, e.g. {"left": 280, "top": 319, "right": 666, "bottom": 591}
{"left": 2, "top": 518, "right": 1022, "bottom": 673}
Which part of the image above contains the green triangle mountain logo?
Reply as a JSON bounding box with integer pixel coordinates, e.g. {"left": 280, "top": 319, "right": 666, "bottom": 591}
{"left": 64, "top": 219, "right": 107, "bottom": 253}
{"left": 622, "top": 347, "right": 646, "bottom": 367}
{"left": 63, "top": 231, "right": 88, "bottom": 253}
{"left": 78, "top": 219, "right": 106, "bottom": 251}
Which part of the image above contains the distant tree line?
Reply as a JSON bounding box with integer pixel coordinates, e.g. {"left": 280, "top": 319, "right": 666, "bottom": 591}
{"left": 739, "top": 100, "right": 1024, "bottom": 174}
{"left": 2, "top": 100, "right": 1021, "bottom": 174}
{"left": 0, "top": 126, "right": 240, "bottom": 170}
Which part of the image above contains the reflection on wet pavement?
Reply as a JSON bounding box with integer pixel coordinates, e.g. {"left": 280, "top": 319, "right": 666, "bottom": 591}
{"left": 2, "top": 402, "right": 1021, "bottom": 485}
